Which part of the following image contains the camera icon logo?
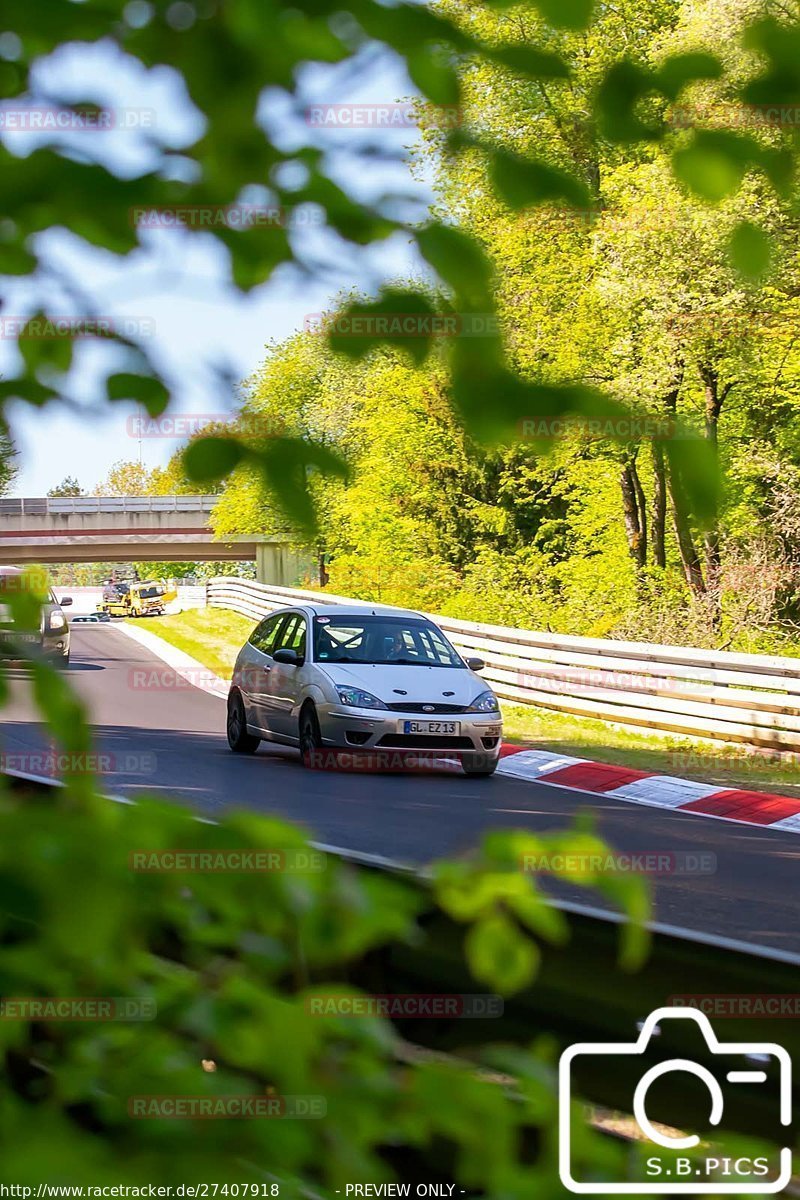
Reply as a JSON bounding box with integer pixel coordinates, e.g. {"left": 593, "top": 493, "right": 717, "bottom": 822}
{"left": 559, "top": 1006, "right": 792, "bottom": 1194}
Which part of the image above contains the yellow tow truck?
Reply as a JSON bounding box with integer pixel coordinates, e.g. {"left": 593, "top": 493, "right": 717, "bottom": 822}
{"left": 97, "top": 580, "right": 177, "bottom": 618}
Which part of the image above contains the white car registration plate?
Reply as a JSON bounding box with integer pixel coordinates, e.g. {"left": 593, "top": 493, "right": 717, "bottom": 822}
{"left": 403, "top": 720, "right": 460, "bottom": 735}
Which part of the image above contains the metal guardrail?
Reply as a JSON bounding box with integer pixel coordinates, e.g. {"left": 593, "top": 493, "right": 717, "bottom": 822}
{"left": 0, "top": 496, "right": 218, "bottom": 516}
{"left": 207, "top": 577, "right": 800, "bottom": 752}
{"left": 2, "top": 767, "right": 798, "bottom": 1143}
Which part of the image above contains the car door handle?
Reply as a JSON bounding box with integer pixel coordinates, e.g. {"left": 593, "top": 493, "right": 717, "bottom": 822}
{"left": 263, "top": 665, "right": 272, "bottom": 672}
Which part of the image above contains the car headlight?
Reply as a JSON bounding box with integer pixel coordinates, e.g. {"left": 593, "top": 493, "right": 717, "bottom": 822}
{"left": 466, "top": 690, "right": 499, "bottom": 713}
{"left": 336, "top": 686, "right": 386, "bottom": 710}
{"left": 49, "top": 611, "right": 67, "bottom": 630}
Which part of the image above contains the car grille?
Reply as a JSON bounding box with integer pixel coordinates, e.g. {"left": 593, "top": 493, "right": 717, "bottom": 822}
{"left": 385, "top": 702, "right": 468, "bottom": 714}
{"left": 377, "top": 734, "right": 474, "bottom": 750}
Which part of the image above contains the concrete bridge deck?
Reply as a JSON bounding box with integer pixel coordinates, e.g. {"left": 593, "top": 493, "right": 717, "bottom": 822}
{"left": 0, "top": 496, "right": 307, "bottom": 584}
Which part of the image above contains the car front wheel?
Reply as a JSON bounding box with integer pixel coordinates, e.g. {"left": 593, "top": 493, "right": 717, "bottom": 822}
{"left": 227, "top": 691, "right": 260, "bottom": 754}
{"left": 299, "top": 704, "right": 323, "bottom": 768}
{"left": 462, "top": 758, "right": 498, "bottom": 778}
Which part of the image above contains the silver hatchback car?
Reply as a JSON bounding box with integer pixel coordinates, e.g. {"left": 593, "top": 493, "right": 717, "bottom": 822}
{"left": 227, "top": 604, "right": 502, "bottom": 776}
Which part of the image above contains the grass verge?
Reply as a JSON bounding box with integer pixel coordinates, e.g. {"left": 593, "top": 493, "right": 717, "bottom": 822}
{"left": 128, "top": 607, "right": 255, "bottom": 681}
{"left": 131, "top": 607, "right": 800, "bottom": 796}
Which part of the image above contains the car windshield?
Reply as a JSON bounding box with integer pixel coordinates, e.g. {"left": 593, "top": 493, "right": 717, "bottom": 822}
{"left": 138, "top": 585, "right": 164, "bottom": 598}
{"left": 312, "top": 615, "right": 465, "bottom": 667}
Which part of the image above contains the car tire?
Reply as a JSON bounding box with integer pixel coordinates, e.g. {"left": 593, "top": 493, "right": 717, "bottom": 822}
{"left": 227, "top": 690, "right": 260, "bottom": 754}
{"left": 299, "top": 704, "right": 322, "bottom": 768}
{"left": 55, "top": 653, "right": 70, "bottom": 670}
{"left": 462, "top": 759, "right": 498, "bottom": 778}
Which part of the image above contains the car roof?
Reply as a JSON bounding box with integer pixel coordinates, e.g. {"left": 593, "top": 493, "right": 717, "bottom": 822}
{"left": 270, "top": 602, "right": 426, "bottom": 620}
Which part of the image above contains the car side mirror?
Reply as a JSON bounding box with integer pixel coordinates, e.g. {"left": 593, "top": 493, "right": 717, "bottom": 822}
{"left": 59, "top": 596, "right": 73, "bottom": 607}
{"left": 465, "top": 656, "right": 485, "bottom": 672}
{"left": 273, "top": 647, "right": 301, "bottom": 666}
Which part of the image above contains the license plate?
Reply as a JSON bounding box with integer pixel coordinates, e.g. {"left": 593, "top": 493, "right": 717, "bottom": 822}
{"left": 0, "top": 631, "right": 37, "bottom": 647}
{"left": 403, "top": 720, "right": 459, "bottom": 735}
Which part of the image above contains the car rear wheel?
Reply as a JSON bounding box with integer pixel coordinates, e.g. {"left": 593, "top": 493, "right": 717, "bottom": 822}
{"left": 299, "top": 704, "right": 322, "bottom": 768}
{"left": 462, "top": 758, "right": 498, "bottom": 778}
{"left": 227, "top": 691, "right": 260, "bottom": 754}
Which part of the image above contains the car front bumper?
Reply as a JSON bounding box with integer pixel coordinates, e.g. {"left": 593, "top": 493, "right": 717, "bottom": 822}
{"left": 317, "top": 703, "right": 503, "bottom": 762}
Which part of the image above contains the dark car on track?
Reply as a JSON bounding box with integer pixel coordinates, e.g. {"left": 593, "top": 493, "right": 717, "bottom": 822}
{"left": 0, "top": 566, "right": 72, "bottom": 666}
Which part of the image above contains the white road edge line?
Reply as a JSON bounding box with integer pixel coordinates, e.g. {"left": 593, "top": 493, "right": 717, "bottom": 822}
{"left": 111, "top": 620, "right": 230, "bottom": 700}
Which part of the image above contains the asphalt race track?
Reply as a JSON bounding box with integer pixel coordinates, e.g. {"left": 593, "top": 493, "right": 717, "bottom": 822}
{"left": 3, "top": 625, "right": 800, "bottom": 954}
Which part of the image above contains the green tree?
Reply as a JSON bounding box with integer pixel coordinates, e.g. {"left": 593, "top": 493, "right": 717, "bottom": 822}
{"left": 0, "top": 428, "right": 18, "bottom": 496}
{"left": 47, "top": 476, "right": 84, "bottom": 497}
{"left": 94, "top": 460, "right": 151, "bottom": 496}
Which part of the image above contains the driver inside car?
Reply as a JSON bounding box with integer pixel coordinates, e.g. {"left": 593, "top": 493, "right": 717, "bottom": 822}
{"left": 384, "top": 632, "right": 411, "bottom": 661}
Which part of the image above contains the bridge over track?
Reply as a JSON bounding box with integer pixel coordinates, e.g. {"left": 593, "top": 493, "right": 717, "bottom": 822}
{"left": 0, "top": 496, "right": 308, "bottom": 585}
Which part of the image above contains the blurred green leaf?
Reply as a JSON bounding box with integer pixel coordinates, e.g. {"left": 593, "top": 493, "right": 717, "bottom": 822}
{"left": 597, "top": 61, "right": 661, "bottom": 143}
{"left": 490, "top": 150, "right": 591, "bottom": 210}
{"left": 106, "top": 373, "right": 170, "bottom": 416}
{"left": 672, "top": 131, "right": 751, "bottom": 202}
{"left": 183, "top": 435, "right": 245, "bottom": 483}
{"left": 742, "top": 19, "right": 800, "bottom": 108}
{"left": 663, "top": 430, "right": 721, "bottom": 528}
{"left": 327, "top": 290, "right": 439, "bottom": 366}
{"left": 490, "top": 45, "right": 571, "bottom": 80}
{"left": 530, "top": 0, "right": 594, "bottom": 31}
{"left": 416, "top": 223, "right": 494, "bottom": 308}
{"left": 18, "top": 312, "right": 73, "bottom": 375}
{"left": 0, "top": 378, "right": 57, "bottom": 407}
{"left": 465, "top": 913, "right": 540, "bottom": 995}
{"left": 256, "top": 436, "right": 349, "bottom": 537}
{"left": 655, "top": 52, "right": 722, "bottom": 100}
{"left": 728, "top": 221, "right": 772, "bottom": 279}
{"left": 407, "top": 46, "right": 460, "bottom": 106}
{"left": 0, "top": 243, "right": 37, "bottom": 274}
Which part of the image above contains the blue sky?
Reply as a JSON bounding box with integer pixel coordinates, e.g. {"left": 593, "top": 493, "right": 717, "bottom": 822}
{"left": 2, "top": 35, "right": 433, "bottom": 494}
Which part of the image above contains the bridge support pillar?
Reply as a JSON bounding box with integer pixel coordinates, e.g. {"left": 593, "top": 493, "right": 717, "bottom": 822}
{"left": 255, "top": 542, "right": 311, "bottom": 587}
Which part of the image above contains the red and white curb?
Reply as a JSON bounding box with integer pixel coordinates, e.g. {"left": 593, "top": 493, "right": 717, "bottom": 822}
{"left": 496, "top": 746, "right": 800, "bottom": 833}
